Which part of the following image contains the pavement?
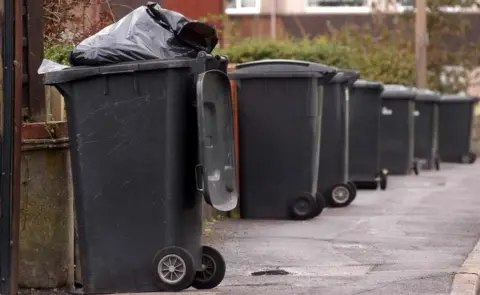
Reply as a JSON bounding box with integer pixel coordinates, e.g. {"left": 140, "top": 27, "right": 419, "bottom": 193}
{"left": 203, "top": 162, "right": 480, "bottom": 295}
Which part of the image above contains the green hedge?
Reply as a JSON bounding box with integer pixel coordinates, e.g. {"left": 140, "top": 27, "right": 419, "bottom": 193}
{"left": 216, "top": 37, "right": 416, "bottom": 86}
{"left": 44, "top": 37, "right": 416, "bottom": 87}
{"left": 44, "top": 44, "right": 74, "bottom": 65}
{"left": 215, "top": 37, "right": 359, "bottom": 70}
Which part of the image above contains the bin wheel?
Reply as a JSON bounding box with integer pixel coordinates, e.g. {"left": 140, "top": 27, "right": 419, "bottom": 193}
{"left": 461, "top": 152, "right": 477, "bottom": 164}
{"left": 314, "top": 192, "right": 326, "bottom": 217}
{"left": 434, "top": 157, "right": 441, "bottom": 171}
{"left": 289, "top": 194, "right": 317, "bottom": 220}
{"left": 191, "top": 246, "right": 226, "bottom": 290}
{"left": 346, "top": 181, "right": 357, "bottom": 199}
{"left": 412, "top": 161, "right": 419, "bottom": 175}
{"left": 152, "top": 246, "right": 196, "bottom": 292}
{"left": 470, "top": 152, "right": 477, "bottom": 164}
{"left": 326, "top": 184, "right": 354, "bottom": 208}
{"left": 379, "top": 173, "right": 388, "bottom": 190}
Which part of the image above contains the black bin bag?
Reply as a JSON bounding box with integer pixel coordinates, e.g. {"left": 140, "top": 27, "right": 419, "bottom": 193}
{"left": 70, "top": 1, "right": 219, "bottom": 66}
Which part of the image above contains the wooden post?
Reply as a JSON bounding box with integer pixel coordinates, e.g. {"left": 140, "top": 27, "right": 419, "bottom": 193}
{"left": 25, "top": 0, "right": 46, "bottom": 121}
{"left": 415, "top": 0, "right": 428, "bottom": 88}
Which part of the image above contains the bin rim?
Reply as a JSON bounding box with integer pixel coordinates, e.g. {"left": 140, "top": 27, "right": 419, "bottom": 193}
{"left": 441, "top": 94, "right": 480, "bottom": 103}
{"left": 43, "top": 58, "right": 196, "bottom": 85}
{"left": 413, "top": 88, "right": 441, "bottom": 102}
{"left": 353, "top": 79, "right": 384, "bottom": 90}
{"left": 229, "top": 59, "right": 337, "bottom": 80}
{"left": 381, "top": 84, "right": 416, "bottom": 100}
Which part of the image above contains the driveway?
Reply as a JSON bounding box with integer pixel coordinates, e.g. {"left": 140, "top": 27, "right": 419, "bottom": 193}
{"left": 208, "top": 163, "right": 480, "bottom": 295}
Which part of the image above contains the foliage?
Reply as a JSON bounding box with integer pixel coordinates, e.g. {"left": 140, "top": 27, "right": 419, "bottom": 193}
{"left": 208, "top": 11, "right": 417, "bottom": 87}
{"left": 209, "top": 0, "right": 480, "bottom": 92}
{"left": 327, "top": 22, "right": 416, "bottom": 86}
{"left": 397, "top": 0, "right": 480, "bottom": 92}
{"left": 44, "top": 44, "right": 74, "bottom": 65}
{"left": 215, "top": 37, "right": 359, "bottom": 70}
{"left": 215, "top": 35, "right": 416, "bottom": 86}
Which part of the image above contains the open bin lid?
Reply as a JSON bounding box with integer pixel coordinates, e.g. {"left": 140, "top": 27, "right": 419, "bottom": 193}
{"left": 196, "top": 70, "right": 239, "bottom": 212}
{"left": 228, "top": 59, "right": 337, "bottom": 81}
{"left": 381, "top": 84, "right": 416, "bottom": 100}
{"left": 441, "top": 94, "right": 480, "bottom": 103}
{"left": 328, "top": 69, "right": 360, "bottom": 86}
{"left": 413, "top": 88, "right": 441, "bottom": 102}
{"left": 353, "top": 79, "right": 384, "bottom": 91}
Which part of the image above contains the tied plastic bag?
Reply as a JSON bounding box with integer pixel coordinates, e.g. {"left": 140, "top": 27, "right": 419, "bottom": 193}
{"left": 70, "top": 2, "right": 218, "bottom": 66}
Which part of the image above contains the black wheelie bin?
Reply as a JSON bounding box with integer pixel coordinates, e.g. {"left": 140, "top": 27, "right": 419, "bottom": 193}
{"left": 348, "top": 79, "right": 388, "bottom": 190}
{"left": 228, "top": 59, "right": 337, "bottom": 220}
{"left": 317, "top": 69, "right": 360, "bottom": 207}
{"left": 438, "top": 94, "right": 479, "bottom": 164}
{"left": 43, "top": 53, "right": 238, "bottom": 293}
{"left": 380, "top": 85, "right": 418, "bottom": 175}
{"left": 413, "top": 88, "right": 441, "bottom": 170}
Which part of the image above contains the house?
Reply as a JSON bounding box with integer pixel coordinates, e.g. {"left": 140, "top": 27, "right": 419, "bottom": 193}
{"left": 86, "top": 0, "right": 480, "bottom": 96}
{"left": 222, "top": 0, "right": 480, "bottom": 98}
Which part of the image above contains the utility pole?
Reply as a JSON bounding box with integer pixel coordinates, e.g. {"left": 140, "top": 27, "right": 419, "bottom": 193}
{"left": 270, "top": 0, "right": 276, "bottom": 40}
{"left": 415, "top": 0, "right": 428, "bottom": 88}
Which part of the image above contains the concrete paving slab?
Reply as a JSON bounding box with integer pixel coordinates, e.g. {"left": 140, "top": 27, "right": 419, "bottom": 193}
{"left": 205, "top": 163, "right": 480, "bottom": 295}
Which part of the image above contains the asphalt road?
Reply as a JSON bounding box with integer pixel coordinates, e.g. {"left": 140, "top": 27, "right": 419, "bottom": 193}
{"left": 207, "top": 163, "right": 480, "bottom": 295}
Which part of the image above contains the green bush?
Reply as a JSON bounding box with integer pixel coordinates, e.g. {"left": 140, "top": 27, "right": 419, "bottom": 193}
{"left": 215, "top": 37, "right": 359, "bottom": 70}
{"left": 44, "top": 44, "right": 74, "bottom": 65}
{"left": 216, "top": 36, "right": 416, "bottom": 87}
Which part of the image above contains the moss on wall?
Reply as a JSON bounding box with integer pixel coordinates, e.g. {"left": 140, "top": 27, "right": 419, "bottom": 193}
{"left": 19, "top": 148, "right": 70, "bottom": 288}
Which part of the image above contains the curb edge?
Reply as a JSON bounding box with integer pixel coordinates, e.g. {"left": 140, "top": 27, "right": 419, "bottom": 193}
{"left": 451, "top": 238, "right": 480, "bottom": 295}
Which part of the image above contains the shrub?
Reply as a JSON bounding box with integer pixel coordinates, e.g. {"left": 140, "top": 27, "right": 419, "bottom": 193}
{"left": 44, "top": 44, "right": 74, "bottom": 65}
{"left": 215, "top": 36, "right": 416, "bottom": 86}
{"left": 215, "top": 37, "right": 359, "bottom": 70}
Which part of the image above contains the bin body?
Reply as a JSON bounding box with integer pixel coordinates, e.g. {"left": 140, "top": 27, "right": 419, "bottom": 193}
{"left": 380, "top": 85, "right": 416, "bottom": 175}
{"left": 229, "top": 60, "right": 336, "bottom": 219}
{"left": 413, "top": 89, "right": 441, "bottom": 169}
{"left": 348, "top": 80, "right": 384, "bottom": 182}
{"left": 44, "top": 55, "right": 238, "bottom": 294}
{"left": 317, "top": 71, "right": 359, "bottom": 196}
{"left": 438, "top": 95, "right": 478, "bottom": 163}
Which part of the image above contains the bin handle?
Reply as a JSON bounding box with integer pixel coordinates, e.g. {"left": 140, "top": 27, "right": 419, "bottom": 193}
{"left": 100, "top": 65, "right": 138, "bottom": 75}
{"left": 195, "top": 164, "right": 204, "bottom": 192}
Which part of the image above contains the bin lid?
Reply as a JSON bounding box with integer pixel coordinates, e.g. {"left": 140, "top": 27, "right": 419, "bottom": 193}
{"left": 43, "top": 58, "right": 194, "bottom": 85}
{"left": 228, "top": 59, "right": 337, "bottom": 80}
{"left": 441, "top": 94, "right": 479, "bottom": 103}
{"left": 414, "top": 88, "right": 441, "bottom": 102}
{"left": 195, "top": 70, "right": 239, "bottom": 212}
{"left": 328, "top": 69, "right": 360, "bottom": 86}
{"left": 381, "top": 84, "right": 416, "bottom": 100}
{"left": 353, "top": 79, "right": 384, "bottom": 90}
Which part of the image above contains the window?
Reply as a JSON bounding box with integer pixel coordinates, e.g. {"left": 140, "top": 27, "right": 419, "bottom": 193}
{"left": 397, "top": 0, "right": 413, "bottom": 6}
{"left": 226, "top": 0, "right": 260, "bottom": 14}
{"left": 305, "top": 0, "right": 372, "bottom": 13}
{"left": 396, "top": 0, "right": 478, "bottom": 13}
